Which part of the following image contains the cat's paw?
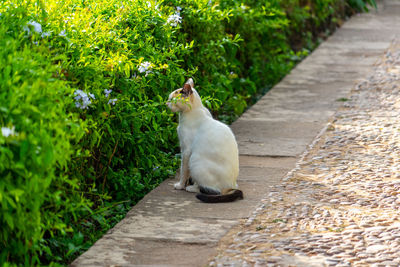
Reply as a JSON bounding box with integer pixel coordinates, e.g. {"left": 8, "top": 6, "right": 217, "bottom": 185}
{"left": 174, "top": 182, "right": 185, "bottom": 190}
{"left": 185, "top": 184, "right": 199, "bottom": 193}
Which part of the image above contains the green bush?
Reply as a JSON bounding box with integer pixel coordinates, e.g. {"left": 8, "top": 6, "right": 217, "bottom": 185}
{"left": 0, "top": 7, "right": 89, "bottom": 264}
{"left": 0, "top": 0, "right": 375, "bottom": 265}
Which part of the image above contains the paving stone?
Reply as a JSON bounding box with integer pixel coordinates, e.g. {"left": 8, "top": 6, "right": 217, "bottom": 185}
{"left": 210, "top": 26, "right": 400, "bottom": 267}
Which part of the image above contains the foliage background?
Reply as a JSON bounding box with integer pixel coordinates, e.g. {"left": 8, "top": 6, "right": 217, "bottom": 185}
{"left": 0, "top": 0, "right": 375, "bottom": 265}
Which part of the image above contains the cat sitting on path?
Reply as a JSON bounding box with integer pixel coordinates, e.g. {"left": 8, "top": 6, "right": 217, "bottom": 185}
{"left": 166, "top": 78, "right": 243, "bottom": 203}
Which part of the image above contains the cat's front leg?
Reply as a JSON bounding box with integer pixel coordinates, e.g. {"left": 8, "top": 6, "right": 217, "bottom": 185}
{"left": 174, "top": 152, "right": 190, "bottom": 190}
{"left": 174, "top": 168, "right": 184, "bottom": 190}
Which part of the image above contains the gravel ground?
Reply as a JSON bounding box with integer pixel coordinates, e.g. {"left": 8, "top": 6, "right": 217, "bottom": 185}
{"left": 209, "top": 42, "right": 400, "bottom": 267}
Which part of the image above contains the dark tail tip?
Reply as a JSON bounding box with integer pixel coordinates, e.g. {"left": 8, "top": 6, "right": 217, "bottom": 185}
{"left": 196, "top": 189, "right": 243, "bottom": 203}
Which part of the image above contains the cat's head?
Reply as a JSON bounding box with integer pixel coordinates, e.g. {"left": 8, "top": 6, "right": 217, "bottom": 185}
{"left": 167, "top": 78, "right": 198, "bottom": 112}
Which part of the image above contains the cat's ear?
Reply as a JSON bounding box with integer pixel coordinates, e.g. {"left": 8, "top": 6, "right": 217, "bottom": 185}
{"left": 182, "top": 83, "right": 193, "bottom": 96}
{"left": 186, "top": 78, "right": 194, "bottom": 89}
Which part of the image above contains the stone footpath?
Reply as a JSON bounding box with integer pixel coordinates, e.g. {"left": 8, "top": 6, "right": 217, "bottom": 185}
{"left": 72, "top": 1, "right": 400, "bottom": 266}
{"left": 210, "top": 42, "right": 400, "bottom": 267}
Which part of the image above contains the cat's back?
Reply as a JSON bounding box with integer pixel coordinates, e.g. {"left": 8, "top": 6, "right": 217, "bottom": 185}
{"left": 195, "top": 116, "right": 237, "bottom": 149}
{"left": 180, "top": 107, "right": 238, "bottom": 152}
{"left": 191, "top": 116, "right": 239, "bottom": 180}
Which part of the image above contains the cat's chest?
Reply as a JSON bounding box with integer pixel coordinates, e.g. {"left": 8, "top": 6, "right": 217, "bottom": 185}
{"left": 178, "top": 111, "right": 211, "bottom": 147}
{"left": 177, "top": 123, "right": 197, "bottom": 140}
{"left": 178, "top": 114, "right": 203, "bottom": 132}
{"left": 177, "top": 119, "right": 205, "bottom": 147}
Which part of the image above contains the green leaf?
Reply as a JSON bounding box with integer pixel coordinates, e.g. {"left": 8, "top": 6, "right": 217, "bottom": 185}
{"left": 19, "top": 140, "right": 29, "bottom": 160}
{"left": 124, "top": 63, "right": 131, "bottom": 78}
{"left": 5, "top": 196, "right": 16, "bottom": 209}
{"left": 9, "top": 189, "right": 24, "bottom": 202}
{"left": 4, "top": 213, "right": 14, "bottom": 229}
{"left": 43, "top": 147, "right": 54, "bottom": 167}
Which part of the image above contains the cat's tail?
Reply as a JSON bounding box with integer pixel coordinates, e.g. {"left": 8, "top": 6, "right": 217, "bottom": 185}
{"left": 196, "top": 187, "right": 243, "bottom": 203}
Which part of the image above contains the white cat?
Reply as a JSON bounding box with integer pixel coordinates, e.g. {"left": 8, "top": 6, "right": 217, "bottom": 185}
{"left": 166, "top": 78, "right": 243, "bottom": 203}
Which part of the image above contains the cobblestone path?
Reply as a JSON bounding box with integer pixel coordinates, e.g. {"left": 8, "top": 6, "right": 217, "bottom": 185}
{"left": 210, "top": 42, "right": 400, "bottom": 267}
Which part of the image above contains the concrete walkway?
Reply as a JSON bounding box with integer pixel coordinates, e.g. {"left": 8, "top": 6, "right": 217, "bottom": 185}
{"left": 72, "top": 1, "right": 400, "bottom": 266}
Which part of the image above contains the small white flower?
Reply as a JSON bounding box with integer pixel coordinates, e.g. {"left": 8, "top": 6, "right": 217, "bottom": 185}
{"left": 138, "top": 61, "right": 151, "bottom": 73}
{"left": 59, "top": 30, "right": 67, "bottom": 37}
{"left": 1, "top": 126, "right": 17, "bottom": 137}
{"left": 74, "top": 90, "right": 95, "bottom": 109}
{"left": 29, "top": 21, "right": 42, "bottom": 33}
{"left": 104, "top": 89, "right": 112, "bottom": 98}
{"left": 41, "top": 32, "right": 50, "bottom": 38}
{"left": 74, "top": 89, "right": 85, "bottom": 99}
{"left": 176, "top": 6, "right": 182, "bottom": 12}
{"left": 138, "top": 61, "right": 153, "bottom": 76}
{"left": 24, "top": 21, "right": 42, "bottom": 34}
{"left": 166, "top": 13, "right": 182, "bottom": 27}
{"left": 108, "top": 98, "right": 117, "bottom": 105}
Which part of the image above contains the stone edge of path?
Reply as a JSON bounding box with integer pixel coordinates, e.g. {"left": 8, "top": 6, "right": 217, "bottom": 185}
{"left": 210, "top": 40, "right": 400, "bottom": 267}
{"left": 71, "top": 1, "right": 400, "bottom": 266}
